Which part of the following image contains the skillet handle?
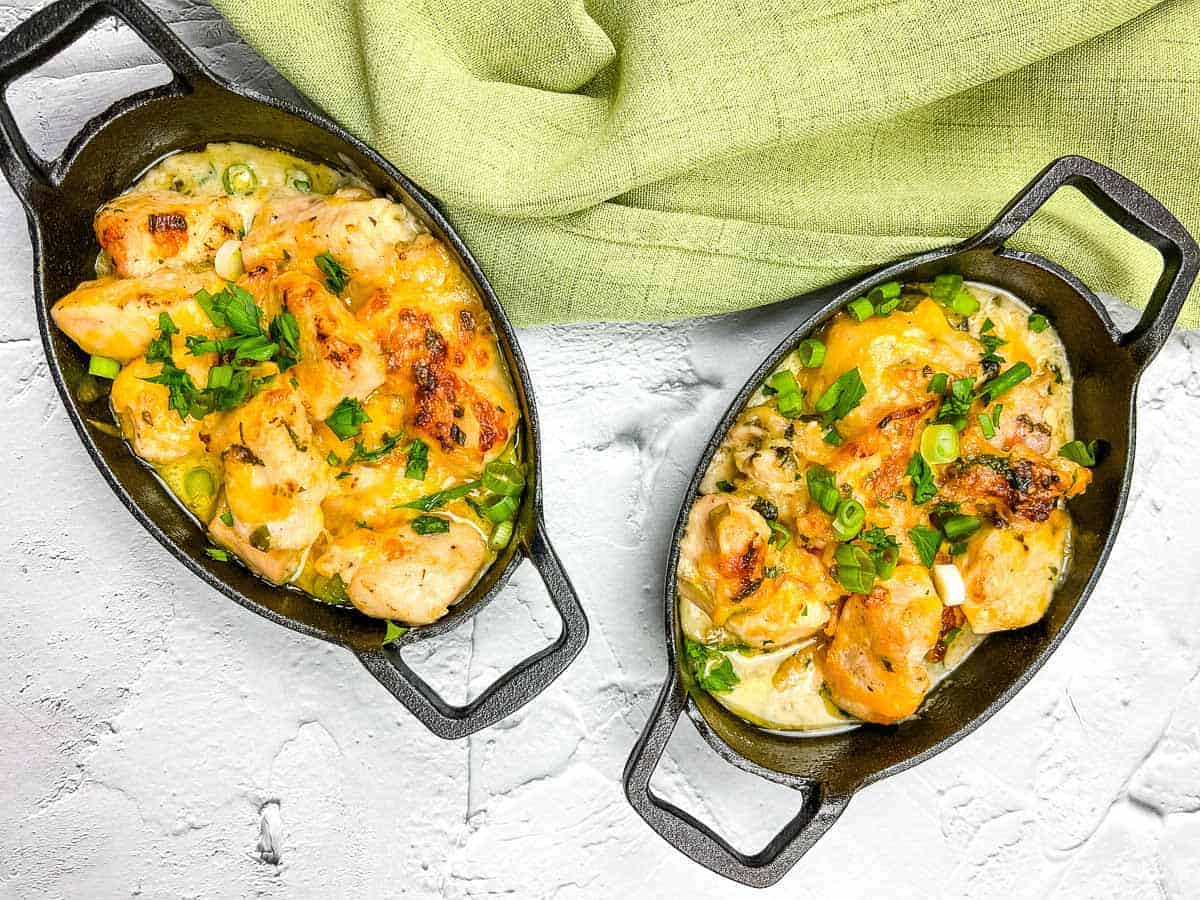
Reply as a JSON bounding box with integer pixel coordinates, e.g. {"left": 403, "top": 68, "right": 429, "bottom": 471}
{"left": 0, "top": 0, "right": 209, "bottom": 204}
{"left": 971, "top": 155, "right": 1200, "bottom": 372}
{"left": 353, "top": 519, "right": 588, "bottom": 739}
{"left": 622, "top": 674, "right": 850, "bottom": 888}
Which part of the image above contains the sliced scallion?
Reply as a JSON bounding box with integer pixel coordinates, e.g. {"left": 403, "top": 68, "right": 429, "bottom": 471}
{"left": 481, "top": 493, "right": 519, "bottom": 523}
{"left": 976, "top": 362, "right": 1031, "bottom": 404}
{"left": 222, "top": 163, "right": 257, "bottom": 196}
{"left": 942, "top": 515, "right": 981, "bottom": 541}
{"left": 796, "top": 338, "right": 826, "bottom": 368}
{"left": 847, "top": 296, "right": 874, "bottom": 322}
{"left": 920, "top": 423, "right": 960, "bottom": 465}
{"left": 489, "top": 520, "right": 515, "bottom": 551}
{"left": 831, "top": 498, "right": 866, "bottom": 542}
{"left": 483, "top": 460, "right": 525, "bottom": 497}
{"left": 88, "top": 355, "right": 121, "bottom": 380}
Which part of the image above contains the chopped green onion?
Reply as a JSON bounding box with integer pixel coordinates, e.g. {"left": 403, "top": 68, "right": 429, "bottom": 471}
{"left": 942, "top": 626, "right": 961, "bottom": 648}
{"left": 327, "top": 451, "right": 341, "bottom": 467}
{"left": 942, "top": 515, "right": 981, "bottom": 541}
{"left": 813, "top": 368, "right": 866, "bottom": 426}
{"left": 412, "top": 515, "right": 450, "bottom": 535}
{"left": 928, "top": 373, "right": 949, "bottom": 395}
{"left": 921, "top": 424, "right": 960, "bottom": 465}
{"left": 222, "top": 163, "right": 257, "bottom": 195}
{"left": 767, "top": 520, "right": 791, "bottom": 548}
{"left": 204, "top": 547, "right": 230, "bottom": 562}
{"left": 831, "top": 498, "right": 866, "bottom": 542}
{"left": 768, "top": 369, "right": 799, "bottom": 396}
{"left": 715, "top": 480, "right": 735, "bottom": 493}
{"left": 796, "top": 338, "right": 826, "bottom": 368}
{"left": 286, "top": 168, "right": 312, "bottom": 193}
{"left": 806, "top": 466, "right": 840, "bottom": 514}
{"left": 184, "top": 466, "right": 215, "bottom": 501}
{"left": 834, "top": 543, "right": 875, "bottom": 593}
{"left": 950, "top": 290, "right": 980, "bottom": 316}
{"left": 875, "top": 296, "right": 902, "bottom": 316}
{"left": 88, "top": 355, "right": 121, "bottom": 379}
{"left": 481, "top": 493, "right": 519, "bottom": 523}
{"left": 767, "top": 369, "right": 804, "bottom": 417}
{"left": 383, "top": 621, "right": 408, "bottom": 644}
{"left": 777, "top": 391, "right": 805, "bottom": 418}
{"left": 219, "top": 509, "right": 234, "bottom": 527}
{"left": 868, "top": 282, "right": 902, "bottom": 316}
{"left": 978, "top": 411, "right": 996, "bottom": 440}
{"left": 489, "top": 519, "right": 515, "bottom": 551}
{"left": 483, "top": 460, "right": 525, "bottom": 497}
{"left": 873, "top": 545, "right": 899, "bottom": 580}
{"left": 930, "top": 273, "right": 963, "bottom": 301}
{"left": 399, "top": 480, "right": 481, "bottom": 511}
{"left": 976, "top": 362, "right": 1031, "bottom": 404}
{"left": 207, "top": 365, "right": 233, "bottom": 390}
{"left": 1059, "top": 439, "right": 1099, "bottom": 467}
{"left": 1028, "top": 313, "right": 1049, "bottom": 333}
{"left": 823, "top": 427, "right": 843, "bottom": 446}
{"left": 847, "top": 296, "right": 875, "bottom": 322}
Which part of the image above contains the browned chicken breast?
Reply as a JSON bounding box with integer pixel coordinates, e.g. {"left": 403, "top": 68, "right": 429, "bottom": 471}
{"left": 273, "top": 271, "right": 386, "bottom": 420}
{"left": 95, "top": 191, "right": 243, "bottom": 278}
{"left": 49, "top": 143, "right": 524, "bottom": 626}
{"left": 50, "top": 270, "right": 225, "bottom": 363}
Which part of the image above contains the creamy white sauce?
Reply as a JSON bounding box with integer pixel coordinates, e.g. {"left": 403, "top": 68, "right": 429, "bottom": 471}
{"left": 683, "top": 280, "right": 1076, "bottom": 735}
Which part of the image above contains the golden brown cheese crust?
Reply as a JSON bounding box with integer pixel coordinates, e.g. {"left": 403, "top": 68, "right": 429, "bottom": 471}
{"left": 48, "top": 143, "right": 521, "bottom": 624}
{"left": 681, "top": 285, "right": 1093, "bottom": 728}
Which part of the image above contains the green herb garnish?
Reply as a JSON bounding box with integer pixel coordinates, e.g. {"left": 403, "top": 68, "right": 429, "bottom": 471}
{"left": 315, "top": 252, "right": 348, "bottom": 293}
{"left": 685, "top": 640, "right": 740, "bottom": 693}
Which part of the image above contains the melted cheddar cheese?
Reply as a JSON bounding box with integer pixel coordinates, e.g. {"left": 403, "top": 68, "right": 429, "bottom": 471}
{"left": 680, "top": 281, "right": 1092, "bottom": 730}
{"left": 53, "top": 143, "right": 523, "bottom": 626}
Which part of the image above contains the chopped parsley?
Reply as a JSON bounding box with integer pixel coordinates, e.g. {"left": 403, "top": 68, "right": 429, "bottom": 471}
{"left": 315, "top": 252, "right": 348, "bottom": 293}
{"left": 344, "top": 431, "right": 405, "bottom": 466}
{"left": 269, "top": 310, "right": 302, "bottom": 371}
{"left": 1059, "top": 439, "right": 1099, "bottom": 467}
{"left": 908, "top": 525, "right": 943, "bottom": 568}
{"left": 398, "top": 480, "right": 481, "bottom": 511}
{"left": 906, "top": 453, "right": 937, "bottom": 504}
{"left": 325, "top": 397, "right": 371, "bottom": 440}
{"left": 412, "top": 514, "right": 451, "bottom": 535}
{"left": 685, "top": 640, "right": 740, "bottom": 693}
{"left": 405, "top": 438, "right": 430, "bottom": 480}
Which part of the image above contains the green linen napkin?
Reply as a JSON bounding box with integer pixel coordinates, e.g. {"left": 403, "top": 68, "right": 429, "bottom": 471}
{"left": 213, "top": 0, "right": 1200, "bottom": 328}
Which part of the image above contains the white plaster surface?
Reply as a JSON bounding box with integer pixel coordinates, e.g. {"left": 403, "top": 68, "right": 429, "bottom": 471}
{"left": 0, "top": 2, "right": 1198, "bottom": 897}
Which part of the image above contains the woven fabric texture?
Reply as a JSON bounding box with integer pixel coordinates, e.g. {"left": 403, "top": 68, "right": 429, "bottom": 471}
{"left": 213, "top": 0, "right": 1200, "bottom": 327}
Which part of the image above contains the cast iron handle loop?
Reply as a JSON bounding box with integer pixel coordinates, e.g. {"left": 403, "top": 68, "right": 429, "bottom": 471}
{"left": 0, "top": 0, "right": 208, "bottom": 203}
{"left": 622, "top": 675, "right": 850, "bottom": 888}
{"left": 970, "top": 154, "right": 1200, "bottom": 372}
{"left": 354, "top": 520, "right": 587, "bottom": 740}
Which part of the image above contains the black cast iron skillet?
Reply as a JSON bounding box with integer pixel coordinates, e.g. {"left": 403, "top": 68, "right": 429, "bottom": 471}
{"left": 0, "top": 0, "right": 588, "bottom": 739}
{"left": 623, "top": 155, "right": 1199, "bottom": 886}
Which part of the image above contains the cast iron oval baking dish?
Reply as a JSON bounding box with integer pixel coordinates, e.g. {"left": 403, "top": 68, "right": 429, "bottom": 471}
{"left": 0, "top": 0, "right": 587, "bottom": 739}
{"left": 623, "top": 155, "right": 1198, "bottom": 886}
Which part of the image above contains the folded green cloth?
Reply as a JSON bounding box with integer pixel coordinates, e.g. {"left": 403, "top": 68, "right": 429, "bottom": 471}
{"left": 214, "top": 0, "right": 1200, "bottom": 328}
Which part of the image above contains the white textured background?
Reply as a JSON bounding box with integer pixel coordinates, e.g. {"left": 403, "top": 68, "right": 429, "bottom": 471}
{"left": 1, "top": 2, "right": 1198, "bottom": 897}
